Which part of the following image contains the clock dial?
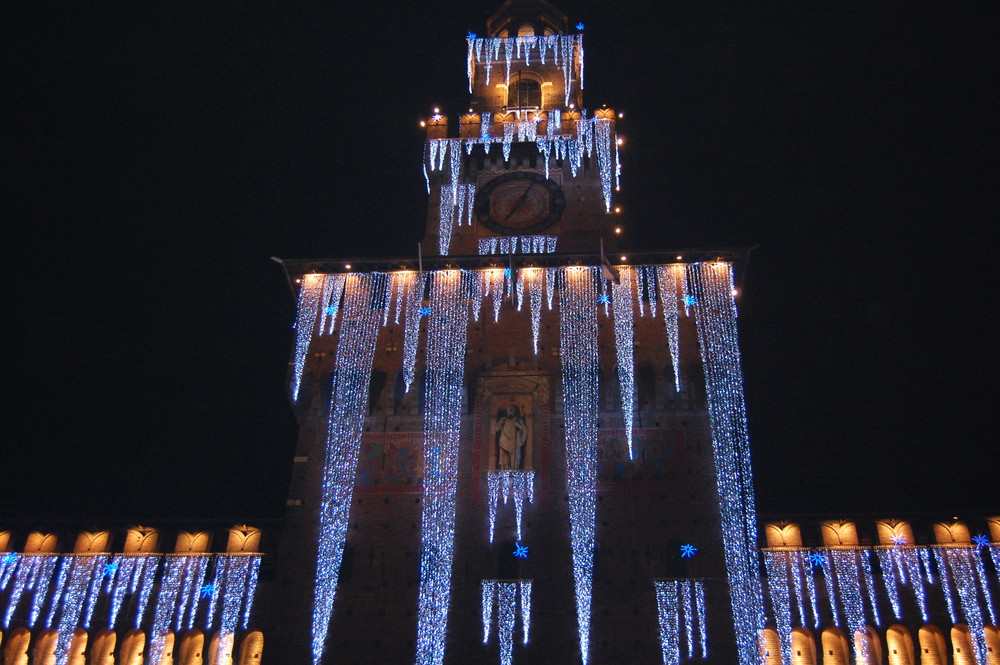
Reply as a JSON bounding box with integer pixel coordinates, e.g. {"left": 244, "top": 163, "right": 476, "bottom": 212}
{"left": 475, "top": 172, "right": 565, "bottom": 235}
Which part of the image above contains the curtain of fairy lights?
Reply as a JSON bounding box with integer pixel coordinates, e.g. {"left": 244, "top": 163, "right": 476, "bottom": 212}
{"left": 829, "top": 550, "right": 869, "bottom": 663}
{"left": 558, "top": 266, "right": 599, "bottom": 665}
{"left": 937, "top": 548, "right": 990, "bottom": 663}
{"left": 655, "top": 581, "right": 680, "bottom": 665}
{"left": 415, "top": 270, "right": 469, "bottom": 665}
{"left": 687, "top": 262, "right": 764, "bottom": 665}
{"left": 51, "top": 555, "right": 105, "bottom": 665}
{"left": 481, "top": 579, "right": 533, "bottom": 664}
{"left": 487, "top": 470, "right": 535, "bottom": 542}
{"left": 763, "top": 551, "right": 793, "bottom": 663}
{"left": 655, "top": 266, "right": 682, "bottom": 392}
{"left": 310, "top": 272, "right": 387, "bottom": 665}
{"left": 654, "top": 580, "right": 707, "bottom": 664}
{"left": 610, "top": 266, "right": 636, "bottom": 459}
{"left": 290, "top": 274, "right": 325, "bottom": 402}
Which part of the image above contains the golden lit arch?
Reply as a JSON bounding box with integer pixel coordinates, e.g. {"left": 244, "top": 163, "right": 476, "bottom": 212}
{"left": 821, "top": 627, "right": 850, "bottom": 665}
{"left": 886, "top": 624, "right": 915, "bottom": 665}
{"left": 820, "top": 520, "right": 859, "bottom": 547}
{"left": 67, "top": 628, "right": 88, "bottom": 665}
{"left": 88, "top": 629, "right": 117, "bottom": 665}
{"left": 207, "top": 631, "right": 234, "bottom": 665}
{"left": 918, "top": 624, "right": 948, "bottom": 665}
{"left": 952, "top": 624, "right": 976, "bottom": 665}
{"left": 854, "top": 626, "right": 883, "bottom": 665}
{"left": 3, "top": 627, "right": 30, "bottom": 665}
{"left": 178, "top": 630, "right": 205, "bottom": 665}
{"left": 120, "top": 629, "right": 146, "bottom": 665}
{"left": 157, "top": 632, "right": 176, "bottom": 665}
{"left": 790, "top": 627, "right": 817, "bottom": 665}
{"left": 984, "top": 625, "right": 1000, "bottom": 665}
{"left": 237, "top": 631, "right": 264, "bottom": 665}
{"left": 759, "top": 628, "right": 782, "bottom": 665}
{"left": 933, "top": 520, "right": 971, "bottom": 545}
{"left": 32, "top": 629, "right": 58, "bottom": 665}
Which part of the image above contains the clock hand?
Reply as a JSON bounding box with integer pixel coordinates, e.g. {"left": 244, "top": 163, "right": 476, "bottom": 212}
{"left": 504, "top": 181, "right": 537, "bottom": 221}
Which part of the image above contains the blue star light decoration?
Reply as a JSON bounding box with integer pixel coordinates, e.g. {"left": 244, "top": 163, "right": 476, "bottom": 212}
{"left": 324, "top": 305, "right": 338, "bottom": 316}
{"left": 575, "top": 22, "right": 585, "bottom": 30}
{"left": 808, "top": 552, "right": 826, "bottom": 568}
{"left": 467, "top": 32, "right": 477, "bottom": 39}
{"left": 513, "top": 542, "right": 529, "bottom": 559}
{"left": 597, "top": 294, "right": 611, "bottom": 305}
{"left": 889, "top": 534, "right": 908, "bottom": 547}
{"left": 200, "top": 582, "right": 215, "bottom": 599}
{"left": 1, "top": 553, "right": 17, "bottom": 565}
{"left": 419, "top": 306, "right": 432, "bottom": 317}
{"left": 972, "top": 534, "right": 990, "bottom": 548}
{"left": 103, "top": 562, "right": 120, "bottom": 578}
{"left": 504, "top": 267, "right": 512, "bottom": 278}
{"left": 680, "top": 544, "right": 698, "bottom": 558}
{"left": 681, "top": 295, "right": 698, "bottom": 307}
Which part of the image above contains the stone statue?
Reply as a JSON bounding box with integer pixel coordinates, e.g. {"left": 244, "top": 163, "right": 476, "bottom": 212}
{"left": 495, "top": 403, "right": 528, "bottom": 469}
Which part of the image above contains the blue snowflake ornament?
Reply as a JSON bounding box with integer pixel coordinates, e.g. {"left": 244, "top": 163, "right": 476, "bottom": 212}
{"left": 681, "top": 295, "right": 698, "bottom": 307}
{"left": 103, "top": 562, "right": 120, "bottom": 578}
{"left": 680, "top": 544, "right": 698, "bottom": 558}
{"left": 467, "top": 32, "right": 477, "bottom": 40}
{"left": 1, "top": 553, "right": 18, "bottom": 565}
{"left": 972, "top": 534, "right": 990, "bottom": 548}
{"left": 808, "top": 552, "right": 826, "bottom": 568}
{"left": 513, "top": 542, "right": 529, "bottom": 559}
{"left": 597, "top": 294, "right": 611, "bottom": 305}
{"left": 576, "top": 22, "right": 585, "bottom": 30}
{"left": 419, "top": 306, "right": 432, "bottom": 317}
{"left": 889, "top": 534, "right": 908, "bottom": 547}
{"left": 324, "top": 305, "right": 338, "bottom": 316}
{"left": 200, "top": 582, "right": 216, "bottom": 599}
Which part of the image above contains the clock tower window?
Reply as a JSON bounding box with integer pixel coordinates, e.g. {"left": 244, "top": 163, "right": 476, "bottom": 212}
{"left": 509, "top": 76, "right": 541, "bottom": 109}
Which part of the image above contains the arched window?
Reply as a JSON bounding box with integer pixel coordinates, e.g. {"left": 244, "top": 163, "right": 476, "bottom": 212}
{"left": 508, "top": 77, "right": 541, "bottom": 108}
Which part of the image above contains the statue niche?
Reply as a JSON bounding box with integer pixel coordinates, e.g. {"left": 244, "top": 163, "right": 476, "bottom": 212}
{"left": 492, "top": 397, "right": 533, "bottom": 470}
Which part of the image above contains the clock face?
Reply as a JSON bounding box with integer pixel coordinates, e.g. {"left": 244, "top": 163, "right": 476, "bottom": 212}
{"left": 475, "top": 171, "right": 565, "bottom": 235}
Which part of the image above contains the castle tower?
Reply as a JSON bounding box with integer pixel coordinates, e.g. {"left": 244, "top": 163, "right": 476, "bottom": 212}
{"left": 272, "top": 3, "right": 763, "bottom": 664}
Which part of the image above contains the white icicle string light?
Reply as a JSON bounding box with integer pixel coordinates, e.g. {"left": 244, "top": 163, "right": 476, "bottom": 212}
{"left": 681, "top": 580, "right": 694, "bottom": 658}
{"left": 829, "top": 550, "right": 869, "bottom": 663}
{"left": 763, "top": 551, "right": 792, "bottom": 663}
{"left": 491, "top": 269, "right": 504, "bottom": 322}
{"left": 654, "top": 581, "right": 681, "bottom": 665}
{"left": 688, "top": 262, "right": 764, "bottom": 665}
{"left": 503, "top": 122, "right": 514, "bottom": 161}
{"left": 53, "top": 556, "right": 106, "bottom": 665}
{"left": 81, "top": 556, "right": 106, "bottom": 629}
{"left": 545, "top": 268, "right": 556, "bottom": 310}
{"left": 498, "top": 582, "right": 516, "bottom": 665}
{"left": 482, "top": 580, "right": 495, "bottom": 643}
{"left": 438, "top": 186, "right": 455, "bottom": 255}
{"left": 527, "top": 270, "right": 542, "bottom": 354}
{"left": 28, "top": 555, "right": 59, "bottom": 627}
{"left": 403, "top": 272, "right": 427, "bottom": 392}
{"left": 611, "top": 267, "right": 636, "bottom": 458}
{"left": 519, "top": 580, "right": 532, "bottom": 644}
{"left": 789, "top": 550, "right": 808, "bottom": 627}
{"left": 147, "top": 556, "right": 185, "bottom": 665}
{"left": 695, "top": 580, "right": 707, "bottom": 658}
{"left": 310, "top": 273, "right": 387, "bottom": 665}
{"left": 939, "top": 548, "right": 990, "bottom": 663}
{"left": 45, "top": 556, "right": 71, "bottom": 628}
{"left": 515, "top": 268, "right": 525, "bottom": 311}
{"left": 818, "top": 551, "right": 840, "bottom": 627}
{"left": 415, "top": 271, "right": 469, "bottom": 665}
{"left": 205, "top": 561, "right": 224, "bottom": 630}
{"left": 635, "top": 266, "right": 646, "bottom": 317}
{"left": 876, "top": 549, "right": 904, "bottom": 619}
{"left": 656, "top": 266, "right": 682, "bottom": 392}
{"left": 217, "top": 556, "right": 251, "bottom": 665}
{"left": 933, "top": 548, "right": 958, "bottom": 623}
{"left": 594, "top": 119, "right": 613, "bottom": 211}
{"left": 290, "top": 274, "right": 324, "bottom": 402}
{"left": 558, "top": 266, "right": 599, "bottom": 665}
{"left": 973, "top": 550, "right": 997, "bottom": 625}
{"left": 319, "top": 273, "right": 347, "bottom": 335}
{"left": 860, "top": 551, "right": 881, "bottom": 626}
{"left": 800, "top": 551, "right": 821, "bottom": 629}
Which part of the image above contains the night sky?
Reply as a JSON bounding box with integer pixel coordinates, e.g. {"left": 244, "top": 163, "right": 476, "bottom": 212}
{"left": 4, "top": 2, "right": 996, "bottom": 525}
